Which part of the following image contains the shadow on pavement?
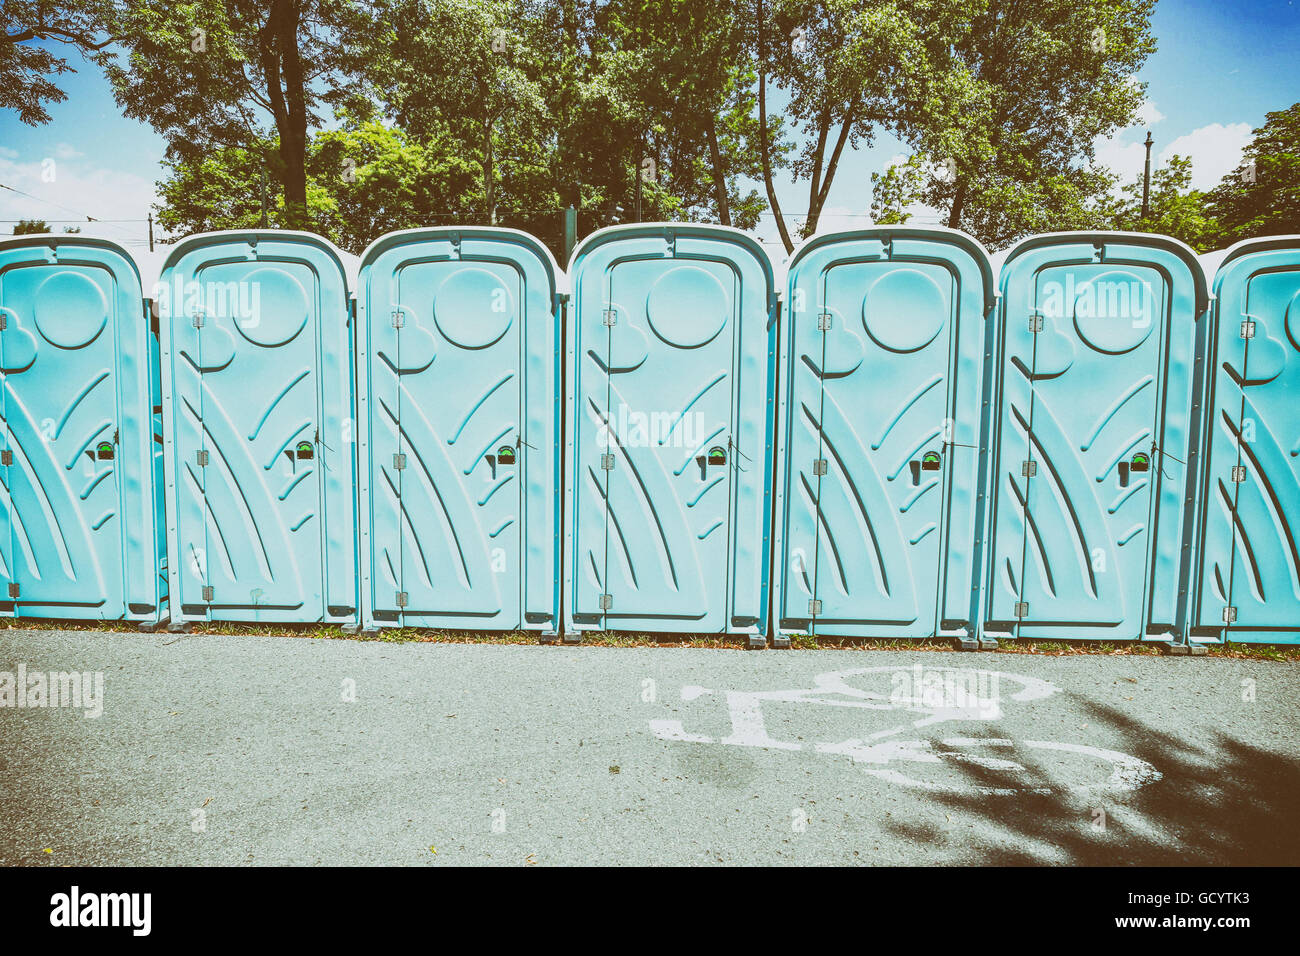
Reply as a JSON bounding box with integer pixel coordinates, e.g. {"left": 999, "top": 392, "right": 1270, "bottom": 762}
{"left": 884, "top": 696, "right": 1300, "bottom": 864}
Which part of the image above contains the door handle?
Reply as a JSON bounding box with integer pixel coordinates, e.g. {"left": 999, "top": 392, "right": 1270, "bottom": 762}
{"left": 909, "top": 450, "right": 942, "bottom": 486}
{"left": 1118, "top": 452, "right": 1150, "bottom": 488}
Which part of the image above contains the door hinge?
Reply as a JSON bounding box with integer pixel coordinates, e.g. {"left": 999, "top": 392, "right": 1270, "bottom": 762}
{"left": 196, "top": 450, "right": 209, "bottom": 467}
{"left": 1222, "top": 606, "right": 1237, "bottom": 624}
{"left": 1022, "top": 460, "right": 1037, "bottom": 477}
{"left": 812, "top": 458, "right": 828, "bottom": 476}
{"left": 817, "top": 312, "right": 832, "bottom": 331}
{"left": 7, "top": 583, "right": 18, "bottom": 599}
{"left": 600, "top": 453, "right": 615, "bottom": 471}
{"left": 201, "top": 585, "right": 214, "bottom": 602}
{"left": 0, "top": 450, "right": 11, "bottom": 466}
{"left": 1029, "top": 313, "right": 1044, "bottom": 333}
{"left": 391, "top": 309, "right": 405, "bottom": 329}
{"left": 1240, "top": 319, "right": 1256, "bottom": 339}
{"left": 602, "top": 309, "right": 617, "bottom": 327}
{"left": 0, "top": 314, "right": 6, "bottom": 330}
{"left": 808, "top": 599, "right": 822, "bottom": 615}
{"left": 395, "top": 591, "right": 408, "bottom": 608}
{"left": 1014, "top": 601, "right": 1029, "bottom": 618}
{"left": 598, "top": 593, "right": 613, "bottom": 610}
{"left": 1231, "top": 465, "right": 1247, "bottom": 483}
{"left": 192, "top": 311, "right": 204, "bottom": 328}
{"left": 393, "top": 453, "right": 407, "bottom": 471}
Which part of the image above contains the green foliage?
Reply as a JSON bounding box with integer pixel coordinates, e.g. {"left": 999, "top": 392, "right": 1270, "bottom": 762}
{"left": 1, "top": 1, "right": 116, "bottom": 125}
{"left": 1099, "top": 155, "right": 1219, "bottom": 252}
{"left": 12, "top": 218, "right": 50, "bottom": 234}
{"left": 1206, "top": 102, "right": 1300, "bottom": 244}
{"left": 882, "top": 0, "right": 1157, "bottom": 249}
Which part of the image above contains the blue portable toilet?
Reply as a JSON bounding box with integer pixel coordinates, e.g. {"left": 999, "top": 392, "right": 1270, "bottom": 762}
{"left": 983, "top": 232, "right": 1208, "bottom": 642}
{"left": 1190, "top": 236, "right": 1300, "bottom": 644}
{"left": 0, "top": 234, "right": 166, "bottom": 625}
{"left": 772, "top": 227, "right": 996, "bottom": 646}
{"left": 156, "top": 231, "right": 357, "bottom": 627}
{"left": 355, "top": 228, "right": 561, "bottom": 633}
{"left": 563, "top": 224, "right": 777, "bottom": 643}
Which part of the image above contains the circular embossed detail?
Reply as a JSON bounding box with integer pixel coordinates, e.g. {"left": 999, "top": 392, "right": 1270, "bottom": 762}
{"left": 433, "top": 267, "right": 514, "bottom": 349}
{"left": 861, "top": 268, "right": 946, "bottom": 353}
{"left": 1284, "top": 288, "right": 1300, "bottom": 353}
{"left": 1072, "top": 269, "right": 1156, "bottom": 354}
{"left": 34, "top": 270, "right": 107, "bottom": 349}
{"left": 237, "top": 267, "right": 309, "bottom": 347}
{"left": 645, "top": 266, "right": 729, "bottom": 348}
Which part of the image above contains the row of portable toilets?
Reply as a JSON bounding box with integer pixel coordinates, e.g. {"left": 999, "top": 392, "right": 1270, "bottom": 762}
{"left": 0, "top": 225, "right": 1296, "bottom": 646}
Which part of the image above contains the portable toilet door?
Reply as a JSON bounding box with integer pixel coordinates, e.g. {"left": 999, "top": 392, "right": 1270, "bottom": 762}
{"left": 1191, "top": 236, "right": 1300, "bottom": 644}
{"left": 0, "top": 235, "right": 166, "bottom": 624}
{"left": 772, "top": 228, "right": 996, "bottom": 644}
{"left": 355, "top": 228, "right": 561, "bottom": 633}
{"left": 984, "top": 233, "right": 1208, "bottom": 642}
{"left": 563, "top": 223, "right": 777, "bottom": 641}
{"left": 157, "top": 231, "right": 357, "bottom": 626}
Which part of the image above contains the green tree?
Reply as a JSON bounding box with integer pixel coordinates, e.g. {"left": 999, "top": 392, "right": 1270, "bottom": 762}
{"left": 1206, "top": 102, "right": 1300, "bottom": 243}
{"left": 152, "top": 122, "right": 483, "bottom": 253}
{"left": 890, "top": 0, "right": 1156, "bottom": 249}
{"left": 757, "top": 0, "right": 972, "bottom": 251}
{"left": 1097, "top": 155, "right": 1218, "bottom": 251}
{"left": 105, "top": 0, "right": 375, "bottom": 229}
{"left": 12, "top": 219, "right": 50, "bottom": 234}
{"left": 1, "top": 1, "right": 116, "bottom": 125}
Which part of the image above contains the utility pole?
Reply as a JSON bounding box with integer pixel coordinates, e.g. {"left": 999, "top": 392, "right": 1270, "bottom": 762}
{"left": 1141, "top": 131, "right": 1154, "bottom": 220}
{"left": 562, "top": 205, "right": 577, "bottom": 263}
{"left": 147, "top": 213, "right": 154, "bottom": 252}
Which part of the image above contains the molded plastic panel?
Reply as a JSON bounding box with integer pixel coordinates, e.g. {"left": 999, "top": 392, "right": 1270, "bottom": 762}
{"left": 984, "top": 233, "right": 1207, "bottom": 641}
{"left": 563, "top": 224, "right": 776, "bottom": 635}
{"left": 158, "top": 231, "right": 356, "bottom": 624}
{"left": 0, "top": 235, "right": 165, "bottom": 622}
{"left": 356, "top": 228, "right": 560, "bottom": 631}
{"left": 773, "top": 228, "right": 995, "bottom": 639}
{"left": 1192, "top": 237, "right": 1300, "bottom": 643}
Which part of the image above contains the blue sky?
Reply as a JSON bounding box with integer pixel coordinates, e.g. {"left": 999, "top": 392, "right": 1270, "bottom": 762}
{"left": 1, "top": 0, "right": 1297, "bottom": 251}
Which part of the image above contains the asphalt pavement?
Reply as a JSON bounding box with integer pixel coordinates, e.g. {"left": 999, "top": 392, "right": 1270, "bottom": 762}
{"left": 1, "top": 628, "right": 1296, "bottom": 865}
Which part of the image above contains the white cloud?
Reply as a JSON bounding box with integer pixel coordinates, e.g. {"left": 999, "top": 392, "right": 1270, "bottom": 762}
{"left": 0, "top": 152, "right": 158, "bottom": 243}
{"left": 1093, "top": 120, "right": 1252, "bottom": 194}
{"left": 1158, "top": 122, "right": 1252, "bottom": 190}
{"left": 1136, "top": 99, "right": 1165, "bottom": 127}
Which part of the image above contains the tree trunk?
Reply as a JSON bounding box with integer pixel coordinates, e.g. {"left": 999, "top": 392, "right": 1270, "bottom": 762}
{"left": 707, "top": 115, "right": 731, "bottom": 226}
{"left": 947, "top": 180, "right": 967, "bottom": 229}
{"left": 261, "top": 0, "right": 309, "bottom": 230}
{"left": 757, "top": 0, "right": 793, "bottom": 253}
